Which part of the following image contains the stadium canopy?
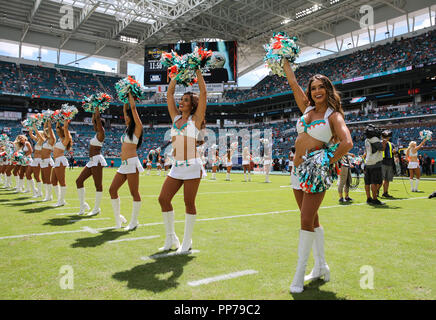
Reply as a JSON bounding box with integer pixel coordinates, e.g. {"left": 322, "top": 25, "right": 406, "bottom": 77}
{"left": 0, "top": 0, "right": 435, "bottom": 76}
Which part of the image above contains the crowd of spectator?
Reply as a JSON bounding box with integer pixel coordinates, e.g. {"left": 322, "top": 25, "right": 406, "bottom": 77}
{"left": 1, "top": 29, "right": 434, "bottom": 105}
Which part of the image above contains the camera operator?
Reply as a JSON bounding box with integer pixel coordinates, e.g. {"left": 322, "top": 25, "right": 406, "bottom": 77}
{"left": 363, "top": 125, "right": 385, "bottom": 205}
{"left": 381, "top": 130, "right": 396, "bottom": 198}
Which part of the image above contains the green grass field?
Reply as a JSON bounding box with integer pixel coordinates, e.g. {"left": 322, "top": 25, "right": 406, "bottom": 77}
{"left": 0, "top": 169, "right": 435, "bottom": 300}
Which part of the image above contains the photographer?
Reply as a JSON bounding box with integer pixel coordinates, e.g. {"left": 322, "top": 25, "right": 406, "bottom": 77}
{"left": 363, "top": 125, "right": 385, "bottom": 205}
{"left": 381, "top": 130, "right": 396, "bottom": 198}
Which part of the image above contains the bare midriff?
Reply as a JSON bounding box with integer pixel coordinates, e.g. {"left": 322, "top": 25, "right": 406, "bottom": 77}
{"left": 172, "top": 136, "right": 198, "bottom": 161}
{"left": 41, "top": 148, "right": 52, "bottom": 160}
{"left": 294, "top": 133, "right": 326, "bottom": 167}
{"left": 121, "top": 143, "right": 137, "bottom": 161}
{"left": 53, "top": 147, "right": 65, "bottom": 158}
{"left": 89, "top": 145, "right": 102, "bottom": 158}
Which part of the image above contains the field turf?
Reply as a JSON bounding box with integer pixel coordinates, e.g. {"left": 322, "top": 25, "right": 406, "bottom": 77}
{"left": 0, "top": 168, "right": 435, "bottom": 300}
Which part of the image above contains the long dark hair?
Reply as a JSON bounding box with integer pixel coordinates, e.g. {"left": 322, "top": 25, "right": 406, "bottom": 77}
{"left": 184, "top": 92, "right": 199, "bottom": 115}
{"left": 125, "top": 108, "right": 143, "bottom": 149}
{"left": 306, "top": 74, "right": 344, "bottom": 118}
{"left": 56, "top": 123, "right": 72, "bottom": 151}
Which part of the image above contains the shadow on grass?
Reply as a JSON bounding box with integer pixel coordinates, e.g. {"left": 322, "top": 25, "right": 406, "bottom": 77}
{"left": 291, "top": 279, "right": 346, "bottom": 300}
{"left": 20, "top": 205, "right": 53, "bottom": 214}
{"left": 112, "top": 254, "right": 195, "bottom": 293}
{"left": 369, "top": 204, "right": 402, "bottom": 210}
{"left": 71, "top": 229, "right": 129, "bottom": 248}
{"left": 43, "top": 215, "right": 83, "bottom": 226}
{"left": 5, "top": 200, "right": 38, "bottom": 207}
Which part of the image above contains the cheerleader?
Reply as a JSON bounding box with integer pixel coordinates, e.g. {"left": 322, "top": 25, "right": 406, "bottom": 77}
{"left": 225, "top": 145, "right": 236, "bottom": 181}
{"left": 262, "top": 139, "right": 272, "bottom": 183}
{"left": 16, "top": 135, "right": 33, "bottom": 193}
{"left": 11, "top": 136, "right": 25, "bottom": 192}
{"left": 156, "top": 148, "right": 162, "bottom": 176}
{"left": 0, "top": 145, "right": 6, "bottom": 187}
{"left": 283, "top": 60, "right": 353, "bottom": 293}
{"left": 40, "top": 120, "right": 55, "bottom": 201}
{"left": 406, "top": 139, "right": 426, "bottom": 192}
{"left": 289, "top": 147, "right": 295, "bottom": 185}
{"left": 164, "top": 148, "right": 173, "bottom": 174}
{"left": 108, "top": 92, "right": 144, "bottom": 231}
{"left": 4, "top": 140, "right": 14, "bottom": 190}
{"left": 158, "top": 70, "right": 207, "bottom": 254}
{"left": 75, "top": 108, "right": 106, "bottom": 216}
{"left": 210, "top": 147, "right": 219, "bottom": 180}
{"left": 242, "top": 147, "right": 252, "bottom": 182}
{"left": 146, "top": 149, "right": 154, "bottom": 175}
{"left": 28, "top": 125, "right": 44, "bottom": 198}
{"left": 51, "top": 120, "right": 72, "bottom": 207}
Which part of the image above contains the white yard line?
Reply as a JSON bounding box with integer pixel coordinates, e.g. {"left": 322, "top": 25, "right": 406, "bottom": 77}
{"left": 0, "top": 197, "right": 428, "bottom": 240}
{"left": 187, "top": 270, "right": 258, "bottom": 287}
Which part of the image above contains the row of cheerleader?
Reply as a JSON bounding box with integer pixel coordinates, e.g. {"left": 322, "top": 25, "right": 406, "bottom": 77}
{"left": 0, "top": 32, "right": 384, "bottom": 293}
{"left": 144, "top": 141, "right": 274, "bottom": 183}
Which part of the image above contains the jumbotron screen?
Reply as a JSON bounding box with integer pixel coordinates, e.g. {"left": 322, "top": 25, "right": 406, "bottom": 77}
{"left": 144, "top": 41, "right": 237, "bottom": 85}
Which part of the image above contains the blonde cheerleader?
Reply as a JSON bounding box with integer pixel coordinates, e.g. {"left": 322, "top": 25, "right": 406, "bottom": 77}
{"left": 406, "top": 139, "right": 427, "bottom": 192}
{"left": 28, "top": 125, "right": 44, "bottom": 198}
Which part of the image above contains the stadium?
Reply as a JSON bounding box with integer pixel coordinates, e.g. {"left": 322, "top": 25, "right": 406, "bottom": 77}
{"left": 0, "top": 0, "right": 435, "bottom": 303}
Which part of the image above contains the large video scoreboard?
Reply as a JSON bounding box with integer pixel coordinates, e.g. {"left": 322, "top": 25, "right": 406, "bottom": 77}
{"left": 144, "top": 41, "right": 237, "bottom": 85}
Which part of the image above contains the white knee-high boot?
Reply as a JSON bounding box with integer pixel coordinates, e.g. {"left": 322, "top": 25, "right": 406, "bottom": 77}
{"left": 6, "top": 175, "right": 12, "bottom": 189}
{"left": 43, "top": 184, "right": 53, "bottom": 201}
{"left": 304, "top": 227, "right": 330, "bottom": 282}
{"left": 125, "top": 201, "right": 141, "bottom": 231}
{"left": 28, "top": 179, "right": 36, "bottom": 196}
{"left": 226, "top": 172, "right": 230, "bottom": 181}
{"left": 290, "top": 230, "right": 316, "bottom": 293}
{"left": 410, "top": 178, "right": 414, "bottom": 191}
{"left": 415, "top": 179, "right": 420, "bottom": 191}
{"left": 244, "top": 173, "right": 247, "bottom": 182}
{"left": 159, "top": 211, "right": 180, "bottom": 251}
{"left": 17, "top": 178, "right": 24, "bottom": 193}
{"left": 55, "top": 186, "right": 66, "bottom": 207}
{"left": 77, "top": 188, "right": 90, "bottom": 215}
{"left": 248, "top": 172, "right": 251, "bottom": 182}
{"left": 53, "top": 185, "right": 60, "bottom": 203}
{"left": 111, "top": 198, "right": 127, "bottom": 229}
{"left": 14, "top": 176, "right": 19, "bottom": 190}
{"left": 36, "top": 182, "right": 43, "bottom": 197}
{"left": 211, "top": 172, "right": 216, "bottom": 180}
{"left": 176, "top": 213, "right": 196, "bottom": 254}
{"left": 88, "top": 191, "right": 102, "bottom": 216}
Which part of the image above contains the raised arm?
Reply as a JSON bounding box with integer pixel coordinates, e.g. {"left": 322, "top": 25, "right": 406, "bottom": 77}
{"left": 62, "top": 120, "right": 72, "bottom": 148}
{"left": 283, "top": 59, "right": 310, "bottom": 114}
{"left": 45, "top": 120, "right": 55, "bottom": 145}
{"left": 94, "top": 108, "right": 105, "bottom": 142}
{"left": 167, "top": 78, "right": 179, "bottom": 122}
{"left": 329, "top": 113, "right": 353, "bottom": 164}
{"left": 128, "top": 92, "right": 143, "bottom": 138}
{"left": 415, "top": 139, "right": 426, "bottom": 151}
{"left": 194, "top": 69, "right": 207, "bottom": 127}
{"left": 28, "top": 125, "right": 38, "bottom": 142}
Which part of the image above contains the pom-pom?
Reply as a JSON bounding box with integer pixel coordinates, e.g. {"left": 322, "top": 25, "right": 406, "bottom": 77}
{"left": 58, "top": 104, "right": 78, "bottom": 122}
{"left": 419, "top": 130, "right": 432, "bottom": 141}
{"left": 82, "top": 93, "right": 112, "bottom": 113}
{"left": 22, "top": 113, "right": 44, "bottom": 129}
{"left": 115, "top": 77, "right": 147, "bottom": 103}
{"left": 264, "top": 32, "right": 300, "bottom": 77}
{"left": 0, "top": 133, "right": 9, "bottom": 144}
{"left": 42, "top": 109, "right": 54, "bottom": 122}
{"left": 160, "top": 47, "right": 213, "bottom": 87}
{"left": 296, "top": 144, "right": 340, "bottom": 193}
{"left": 230, "top": 142, "right": 238, "bottom": 150}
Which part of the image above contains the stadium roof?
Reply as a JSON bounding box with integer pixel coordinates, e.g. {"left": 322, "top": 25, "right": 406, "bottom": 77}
{"left": 0, "top": 0, "right": 434, "bottom": 76}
